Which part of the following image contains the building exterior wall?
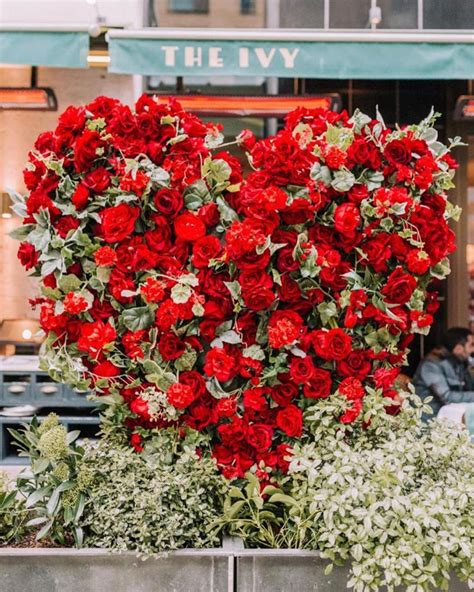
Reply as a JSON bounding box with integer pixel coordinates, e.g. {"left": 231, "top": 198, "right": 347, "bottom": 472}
{"left": 155, "top": 0, "right": 265, "bottom": 28}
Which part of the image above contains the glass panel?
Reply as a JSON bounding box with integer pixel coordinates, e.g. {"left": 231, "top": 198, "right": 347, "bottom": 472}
{"left": 377, "top": 0, "right": 418, "bottom": 29}
{"left": 330, "top": 0, "right": 371, "bottom": 28}
{"left": 168, "top": 0, "right": 209, "bottom": 13}
{"left": 467, "top": 137, "right": 474, "bottom": 324}
{"left": 424, "top": 0, "right": 474, "bottom": 29}
{"left": 280, "top": 0, "right": 324, "bottom": 28}
{"left": 241, "top": 0, "right": 256, "bottom": 14}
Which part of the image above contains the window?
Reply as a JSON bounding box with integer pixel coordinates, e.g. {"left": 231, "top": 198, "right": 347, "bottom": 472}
{"left": 424, "top": 0, "right": 474, "bottom": 29}
{"left": 168, "top": 0, "right": 209, "bottom": 13}
{"left": 241, "top": 0, "right": 256, "bottom": 14}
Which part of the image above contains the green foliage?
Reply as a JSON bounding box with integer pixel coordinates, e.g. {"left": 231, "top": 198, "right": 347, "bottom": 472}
{"left": 10, "top": 414, "right": 87, "bottom": 546}
{"left": 0, "top": 471, "right": 29, "bottom": 545}
{"left": 218, "top": 397, "right": 474, "bottom": 592}
{"left": 81, "top": 429, "right": 227, "bottom": 554}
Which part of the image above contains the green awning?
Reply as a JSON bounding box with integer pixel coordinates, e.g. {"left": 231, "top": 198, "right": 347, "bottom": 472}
{"left": 108, "top": 29, "right": 474, "bottom": 80}
{"left": 0, "top": 26, "right": 89, "bottom": 68}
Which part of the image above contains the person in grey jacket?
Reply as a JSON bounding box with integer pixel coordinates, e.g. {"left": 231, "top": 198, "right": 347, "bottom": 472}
{"left": 413, "top": 327, "right": 474, "bottom": 420}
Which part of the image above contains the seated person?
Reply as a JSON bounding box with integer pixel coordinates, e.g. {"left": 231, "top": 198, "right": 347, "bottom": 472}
{"left": 413, "top": 327, "right": 474, "bottom": 420}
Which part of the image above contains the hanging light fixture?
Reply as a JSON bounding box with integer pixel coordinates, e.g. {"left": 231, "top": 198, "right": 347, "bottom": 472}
{"left": 0, "top": 193, "right": 12, "bottom": 219}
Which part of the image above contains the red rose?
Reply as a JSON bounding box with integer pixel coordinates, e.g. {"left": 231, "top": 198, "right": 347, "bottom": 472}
{"left": 338, "top": 351, "right": 372, "bottom": 380}
{"left": 242, "top": 287, "right": 275, "bottom": 311}
{"left": 167, "top": 382, "right": 196, "bottom": 409}
{"left": 339, "top": 399, "right": 363, "bottom": 424}
{"left": 130, "top": 432, "right": 143, "bottom": 453}
{"left": 159, "top": 333, "right": 186, "bottom": 361}
{"left": 406, "top": 249, "right": 431, "bottom": 275}
{"left": 93, "top": 360, "right": 121, "bottom": 378}
{"left": 247, "top": 424, "right": 273, "bottom": 452}
{"left": 192, "top": 235, "right": 222, "bottom": 268}
{"left": 153, "top": 188, "right": 183, "bottom": 219}
{"left": 384, "top": 139, "right": 411, "bottom": 166}
{"left": 55, "top": 216, "right": 80, "bottom": 239}
{"left": 361, "top": 233, "right": 392, "bottom": 273}
{"left": 74, "top": 130, "right": 105, "bottom": 173}
{"left": 17, "top": 243, "right": 39, "bottom": 270}
{"left": 261, "top": 186, "right": 288, "bottom": 211}
{"left": 334, "top": 203, "right": 360, "bottom": 235}
{"left": 130, "top": 397, "right": 151, "bottom": 420}
{"left": 276, "top": 404, "right": 302, "bottom": 438}
{"left": 83, "top": 167, "right": 111, "bottom": 193}
{"left": 140, "top": 277, "right": 166, "bottom": 303}
{"left": 180, "top": 371, "right": 207, "bottom": 399}
{"left": 100, "top": 204, "right": 140, "bottom": 243}
{"left": 381, "top": 266, "right": 417, "bottom": 304}
{"left": 174, "top": 211, "right": 206, "bottom": 242}
{"left": 271, "top": 383, "right": 298, "bottom": 407}
{"left": 243, "top": 388, "right": 269, "bottom": 412}
{"left": 303, "top": 368, "right": 332, "bottom": 399}
{"left": 72, "top": 183, "right": 90, "bottom": 210}
{"left": 312, "top": 329, "right": 352, "bottom": 361}
{"left": 215, "top": 397, "right": 238, "bottom": 418}
{"left": 289, "top": 356, "right": 315, "bottom": 385}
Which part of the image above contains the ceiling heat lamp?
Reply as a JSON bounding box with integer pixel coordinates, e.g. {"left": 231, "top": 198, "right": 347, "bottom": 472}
{"left": 0, "top": 67, "right": 57, "bottom": 111}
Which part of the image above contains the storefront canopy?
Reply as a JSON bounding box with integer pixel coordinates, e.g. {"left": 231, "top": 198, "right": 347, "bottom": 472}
{"left": 108, "top": 28, "right": 474, "bottom": 80}
{"left": 0, "top": 25, "right": 90, "bottom": 68}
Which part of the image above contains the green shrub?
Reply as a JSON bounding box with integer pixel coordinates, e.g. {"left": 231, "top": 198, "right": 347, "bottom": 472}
{"left": 0, "top": 471, "right": 29, "bottom": 545}
{"left": 81, "top": 429, "right": 227, "bottom": 553}
{"left": 220, "top": 396, "right": 474, "bottom": 592}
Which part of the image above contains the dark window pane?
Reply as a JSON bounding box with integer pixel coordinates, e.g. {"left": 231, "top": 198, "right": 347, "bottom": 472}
{"left": 377, "top": 0, "right": 418, "bottom": 29}
{"left": 279, "top": 0, "right": 324, "bottom": 28}
{"left": 330, "top": 0, "right": 371, "bottom": 28}
{"left": 241, "top": 0, "right": 256, "bottom": 15}
{"left": 168, "top": 0, "right": 209, "bottom": 13}
{"left": 424, "top": 0, "right": 474, "bottom": 29}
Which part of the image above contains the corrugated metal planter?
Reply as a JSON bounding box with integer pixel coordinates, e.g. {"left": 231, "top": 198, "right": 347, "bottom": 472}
{"left": 0, "top": 544, "right": 470, "bottom": 592}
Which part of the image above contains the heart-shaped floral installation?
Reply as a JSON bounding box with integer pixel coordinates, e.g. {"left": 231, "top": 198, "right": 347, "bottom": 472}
{"left": 14, "top": 95, "right": 459, "bottom": 480}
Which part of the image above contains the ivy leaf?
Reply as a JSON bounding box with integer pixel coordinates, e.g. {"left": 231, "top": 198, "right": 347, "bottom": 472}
{"left": 331, "top": 170, "right": 355, "bottom": 192}
{"left": 122, "top": 306, "right": 154, "bottom": 332}
{"left": 58, "top": 274, "right": 82, "bottom": 294}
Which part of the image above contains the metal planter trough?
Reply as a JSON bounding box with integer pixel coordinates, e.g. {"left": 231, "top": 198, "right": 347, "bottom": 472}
{"left": 0, "top": 547, "right": 234, "bottom": 592}
{"left": 235, "top": 549, "right": 472, "bottom": 592}
{"left": 0, "top": 544, "right": 470, "bottom": 592}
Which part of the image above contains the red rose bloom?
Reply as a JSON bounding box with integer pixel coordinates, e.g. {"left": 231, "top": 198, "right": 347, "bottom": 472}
{"left": 303, "top": 368, "right": 332, "bottom": 399}
{"left": 83, "top": 167, "right": 111, "bottom": 193}
{"left": 276, "top": 404, "right": 303, "bottom": 438}
{"left": 174, "top": 212, "right": 206, "bottom": 242}
{"left": 130, "top": 397, "right": 151, "bottom": 420}
{"left": 159, "top": 333, "right": 186, "bottom": 361}
{"left": 72, "top": 184, "right": 90, "bottom": 210}
{"left": 247, "top": 424, "right": 273, "bottom": 452}
{"left": 312, "top": 329, "right": 352, "bottom": 361}
{"left": 406, "top": 249, "right": 431, "bottom": 275}
{"left": 55, "top": 216, "right": 80, "bottom": 239}
{"left": 289, "top": 356, "right": 316, "bottom": 385}
{"left": 381, "top": 266, "right": 417, "bottom": 304}
{"left": 74, "top": 130, "right": 105, "bottom": 173}
{"left": 334, "top": 203, "right": 360, "bottom": 235}
{"left": 17, "top": 243, "right": 39, "bottom": 270}
{"left": 384, "top": 139, "right": 411, "bottom": 166}
{"left": 140, "top": 277, "right": 166, "bottom": 303}
{"left": 338, "top": 351, "right": 372, "bottom": 380}
{"left": 192, "top": 235, "right": 222, "bottom": 268}
{"left": 100, "top": 204, "right": 140, "bottom": 243}
{"left": 153, "top": 188, "right": 183, "bottom": 218}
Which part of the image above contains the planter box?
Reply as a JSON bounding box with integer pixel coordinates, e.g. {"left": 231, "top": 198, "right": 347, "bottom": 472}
{"left": 0, "top": 548, "right": 234, "bottom": 592}
{"left": 0, "top": 545, "right": 470, "bottom": 592}
{"left": 235, "top": 549, "right": 471, "bottom": 592}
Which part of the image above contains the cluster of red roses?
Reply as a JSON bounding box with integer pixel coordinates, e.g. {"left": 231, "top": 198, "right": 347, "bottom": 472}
{"left": 16, "top": 96, "right": 458, "bottom": 481}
